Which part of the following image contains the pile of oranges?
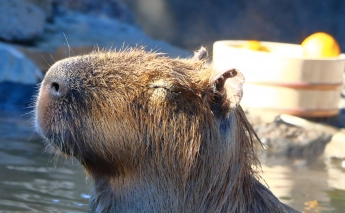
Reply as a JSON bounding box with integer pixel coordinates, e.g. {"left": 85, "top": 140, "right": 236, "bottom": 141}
{"left": 238, "top": 32, "right": 341, "bottom": 58}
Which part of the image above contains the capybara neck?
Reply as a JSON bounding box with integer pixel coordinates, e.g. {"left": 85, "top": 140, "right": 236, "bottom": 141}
{"left": 35, "top": 48, "right": 298, "bottom": 212}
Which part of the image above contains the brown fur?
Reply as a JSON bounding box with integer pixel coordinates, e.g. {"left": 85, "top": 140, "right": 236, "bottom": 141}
{"left": 35, "top": 47, "right": 299, "bottom": 212}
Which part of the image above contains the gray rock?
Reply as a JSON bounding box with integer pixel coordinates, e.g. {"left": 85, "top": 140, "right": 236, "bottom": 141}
{"left": 40, "top": 11, "right": 191, "bottom": 58}
{"left": 257, "top": 122, "right": 331, "bottom": 159}
{"left": 56, "top": 0, "right": 135, "bottom": 24}
{"left": 247, "top": 112, "right": 333, "bottom": 160}
{"left": 28, "top": 0, "right": 54, "bottom": 20}
{"left": 16, "top": 11, "right": 191, "bottom": 73}
{"left": 0, "top": 0, "right": 46, "bottom": 41}
{"left": 0, "top": 42, "right": 42, "bottom": 111}
{"left": 324, "top": 131, "right": 345, "bottom": 159}
{"left": 0, "top": 42, "right": 43, "bottom": 84}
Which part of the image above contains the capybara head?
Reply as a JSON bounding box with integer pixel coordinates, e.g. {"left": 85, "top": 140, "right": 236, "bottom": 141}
{"left": 35, "top": 48, "right": 297, "bottom": 213}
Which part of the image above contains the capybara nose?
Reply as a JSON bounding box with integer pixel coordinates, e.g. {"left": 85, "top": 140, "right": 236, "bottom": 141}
{"left": 36, "top": 76, "right": 69, "bottom": 136}
{"left": 46, "top": 78, "right": 68, "bottom": 98}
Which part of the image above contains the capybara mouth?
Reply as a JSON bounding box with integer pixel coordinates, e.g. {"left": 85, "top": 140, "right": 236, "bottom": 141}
{"left": 43, "top": 130, "right": 77, "bottom": 156}
{"left": 35, "top": 107, "right": 82, "bottom": 157}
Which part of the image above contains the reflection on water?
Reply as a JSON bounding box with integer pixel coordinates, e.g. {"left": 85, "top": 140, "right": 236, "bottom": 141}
{"left": 261, "top": 157, "right": 345, "bottom": 212}
{"left": 1, "top": 112, "right": 345, "bottom": 212}
{"left": 0, "top": 112, "right": 89, "bottom": 212}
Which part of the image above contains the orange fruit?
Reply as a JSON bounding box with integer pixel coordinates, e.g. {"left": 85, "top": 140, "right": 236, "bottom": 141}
{"left": 301, "top": 32, "right": 341, "bottom": 58}
{"left": 239, "top": 40, "right": 269, "bottom": 52}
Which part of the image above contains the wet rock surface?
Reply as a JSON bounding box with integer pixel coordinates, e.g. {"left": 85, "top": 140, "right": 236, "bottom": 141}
{"left": 246, "top": 109, "right": 345, "bottom": 161}
{"left": 249, "top": 115, "right": 332, "bottom": 159}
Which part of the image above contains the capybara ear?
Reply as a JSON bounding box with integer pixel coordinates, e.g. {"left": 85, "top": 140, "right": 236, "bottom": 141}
{"left": 209, "top": 68, "right": 244, "bottom": 111}
{"left": 193, "top": 47, "right": 208, "bottom": 61}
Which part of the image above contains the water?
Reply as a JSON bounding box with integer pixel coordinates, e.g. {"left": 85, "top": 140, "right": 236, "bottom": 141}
{"left": 1, "top": 112, "right": 345, "bottom": 212}
{"left": 261, "top": 157, "right": 345, "bottom": 212}
{"left": 0, "top": 113, "right": 89, "bottom": 213}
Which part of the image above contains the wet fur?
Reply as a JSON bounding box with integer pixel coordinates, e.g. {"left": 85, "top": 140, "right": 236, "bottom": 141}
{"left": 35, "top": 48, "right": 298, "bottom": 212}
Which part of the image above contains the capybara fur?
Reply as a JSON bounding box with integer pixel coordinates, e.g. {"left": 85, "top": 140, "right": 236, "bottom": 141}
{"left": 35, "top": 47, "right": 299, "bottom": 213}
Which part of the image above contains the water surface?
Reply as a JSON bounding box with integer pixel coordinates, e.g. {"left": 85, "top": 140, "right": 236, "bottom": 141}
{"left": 1, "top": 112, "right": 344, "bottom": 212}
{"left": 0, "top": 113, "right": 89, "bottom": 212}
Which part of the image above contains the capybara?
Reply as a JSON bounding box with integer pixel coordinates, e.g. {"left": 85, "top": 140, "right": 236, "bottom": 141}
{"left": 35, "top": 47, "right": 299, "bottom": 213}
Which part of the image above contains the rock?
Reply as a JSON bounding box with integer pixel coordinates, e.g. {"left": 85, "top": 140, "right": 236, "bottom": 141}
{"left": 246, "top": 111, "right": 333, "bottom": 160}
{"left": 17, "top": 11, "right": 191, "bottom": 72}
{"left": 0, "top": 42, "right": 43, "bottom": 84}
{"left": 324, "top": 131, "right": 345, "bottom": 159}
{"left": 42, "top": 11, "right": 190, "bottom": 58}
{"left": 247, "top": 109, "right": 345, "bottom": 160}
{"left": 0, "top": 0, "right": 46, "bottom": 41}
{"left": 0, "top": 42, "right": 42, "bottom": 111}
{"left": 17, "top": 46, "right": 95, "bottom": 73}
{"left": 55, "top": 0, "right": 135, "bottom": 24}
{"left": 28, "top": 0, "right": 54, "bottom": 20}
{"left": 254, "top": 120, "right": 332, "bottom": 160}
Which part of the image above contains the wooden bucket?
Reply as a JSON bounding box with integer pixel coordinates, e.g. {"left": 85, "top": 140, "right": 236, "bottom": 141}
{"left": 213, "top": 40, "right": 345, "bottom": 117}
